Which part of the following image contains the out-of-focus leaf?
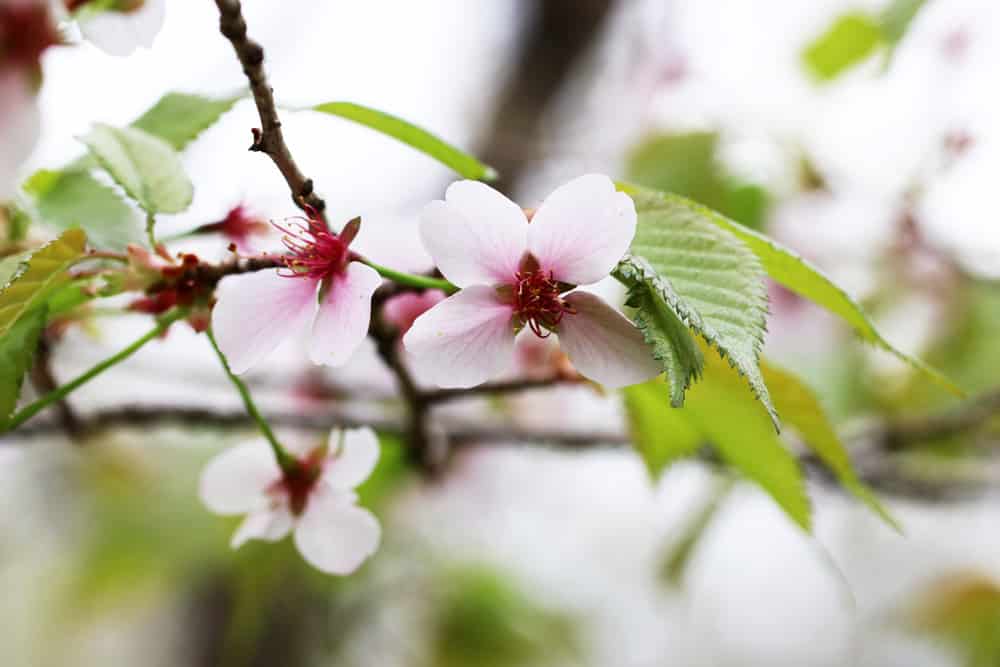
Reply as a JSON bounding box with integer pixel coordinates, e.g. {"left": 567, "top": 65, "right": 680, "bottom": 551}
{"left": 0, "top": 229, "right": 87, "bottom": 339}
{"left": 623, "top": 377, "right": 703, "bottom": 478}
{"left": 0, "top": 251, "right": 30, "bottom": 288}
{"left": 907, "top": 573, "right": 1000, "bottom": 667}
{"left": 661, "top": 477, "right": 733, "bottom": 587}
{"left": 625, "top": 132, "right": 769, "bottom": 230}
{"left": 763, "top": 361, "right": 898, "bottom": 530}
{"left": 3, "top": 201, "right": 32, "bottom": 241}
{"left": 617, "top": 257, "right": 703, "bottom": 407}
{"left": 312, "top": 101, "right": 498, "bottom": 181}
{"left": 802, "top": 12, "right": 883, "bottom": 81}
{"left": 626, "top": 352, "right": 810, "bottom": 528}
{"left": 669, "top": 190, "right": 962, "bottom": 396}
{"left": 22, "top": 169, "right": 142, "bottom": 250}
{"left": 0, "top": 305, "right": 46, "bottom": 426}
{"left": 880, "top": 0, "right": 929, "bottom": 49}
{"left": 621, "top": 185, "right": 777, "bottom": 427}
{"left": 79, "top": 124, "right": 193, "bottom": 215}
{"left": 131, "top": 91, "right": 242, "bottom": 150}
{"left": 431, "top": 564, "right": 578, "bottom": 667}
{"left": 355, "top": 432, "right": 410, "bottom": 513}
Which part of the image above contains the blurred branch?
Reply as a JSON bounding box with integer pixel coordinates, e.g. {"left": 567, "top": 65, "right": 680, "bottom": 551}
{"left": 213, "top": 0, "right": 327, "bottom": 218}
{"left": 422, "top": 375, "right": 586, "bottom": 404}
{"left": 879, "top": 387, "right": 1000, "bottom": 450}
{"left": 28, "top": 336, "right": 82, "bottom": 441}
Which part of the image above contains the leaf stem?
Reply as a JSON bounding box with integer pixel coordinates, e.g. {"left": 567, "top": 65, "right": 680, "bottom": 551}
{"left": 145, "top": 212, "right": 158, "bottom": 250}
{"left": 358, "top": 258, "right": 456, "bottom": 293}
{"left": 4, "top": 309, "right": 186, "bottom": 432}
{"left": 205, "top": 327, "right": 296, "bottom": 473}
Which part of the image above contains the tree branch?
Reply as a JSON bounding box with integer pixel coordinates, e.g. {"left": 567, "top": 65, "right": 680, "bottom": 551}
{"left": 213, "top": 0, "right": 327, "bottom": 218}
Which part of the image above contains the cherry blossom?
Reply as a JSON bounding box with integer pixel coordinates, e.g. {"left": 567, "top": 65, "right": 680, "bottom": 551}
{"left": 199, "top": 427, "right": 381, "bottom": 575}
{"left": 403, "top": 174, "right": 661, "bottom": 389}
{"left": 211, "top": 214, "right": 381, "bottom": 374}
{"left": 382, "top": 289, "right": 446, "bottom": 335}
{"left": 65, "top": 0, "right": 165, "bottom": 57}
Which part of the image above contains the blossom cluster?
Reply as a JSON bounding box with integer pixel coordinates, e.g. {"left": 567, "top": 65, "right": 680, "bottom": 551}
{"left": 201, "top": 174, "right": 661, "bottom": 575}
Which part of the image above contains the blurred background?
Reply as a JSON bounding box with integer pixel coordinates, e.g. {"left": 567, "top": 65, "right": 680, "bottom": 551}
{"left": 3, "top": 0, "right": 1000, "bottom": 665}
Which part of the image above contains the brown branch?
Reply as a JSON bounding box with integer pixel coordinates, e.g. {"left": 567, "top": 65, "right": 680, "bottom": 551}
{"left": 422, "top": 375, "right": 586, "bottom": 404}
{"left": 213, "top": 0, "right": 326, "bottom": 218}
{"left": 878, "top": 388, "right": 1000, "bottom": 450}
{"left": 28, "top": 337, "right": 82, "bottom": 440}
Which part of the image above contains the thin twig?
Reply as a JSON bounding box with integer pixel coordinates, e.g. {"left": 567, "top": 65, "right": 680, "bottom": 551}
{"left": 422, "top": 376, "right": 586, "bottom": 404}
{"left": 213, "top": 0, "right": 327, "bottom": 218}
{"left": 28, "top": 337, "right": 82, "bottom": 440}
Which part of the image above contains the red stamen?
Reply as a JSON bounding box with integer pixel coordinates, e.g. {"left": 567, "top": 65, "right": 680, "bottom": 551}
{"left": 273, "top": 216, "right": 351, "bottom": 282}
{"left": 269, "top": 448, "right": 325, "bottom": 516}
{"left": 511, "top": 257, "right": 575, "bottom": 338}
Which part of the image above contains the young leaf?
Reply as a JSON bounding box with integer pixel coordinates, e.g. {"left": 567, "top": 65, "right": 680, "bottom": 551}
{"left": 762, "top": 362, "right": 899, "bottom": 530}
{"left": 0, "top": 306, "right": 47, "bottom": 426}
{"left": 22, "top": 169, "right": 143, "bottom": 251}
{"left": 79, "top": 124, "right": 194, "bottom": 215}
{"left": 132, "top": 91, "right": 243, "bottom": 150}
{"left": 621, "top": 186, "right": 776, "bottom": 427}
{"left": 644, "top": 185, "right": 962, "bottom": 396}
{"left": 311, "top": 101, "right": 498, "bottom": 181}
{"left": 0, "top": 229, "right": 87, "bottom": 339}
{"left": 626, "top": 352, "right": 811, "bottom": 530}
{"left": 616, "top": 257, "right": 703, "bottom": 406}
{"left": 802, "top": 12, "right": 883, "bottom": 82}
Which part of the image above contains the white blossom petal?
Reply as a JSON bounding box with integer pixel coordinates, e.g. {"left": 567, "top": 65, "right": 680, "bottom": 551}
{"left": 199, "top": 440, "right": 280, "bottom": 515}
{"left": 309, "top": 262, "right": 381, "bottom": 367}
{"left": 557, "top": 291, "right": 660, "bottom": 389}
{"left": 230, "top": 504, "right": 293, "bottom": 548}
{"left": 528, "top": 174, "right": 636, "bottom": 285}
{"left": 0, "top": 71, "right": 39, "bottom": 200}
{"left": 324, "top": 427, "right": 379, "bottom": 491}
{"left": 78, "top": 0, "right": 166, "bottom": 57}
{"left": 420, "top": 180, "right": 528, "bottom": 287}
{"left": 403, "top": 285, "right": 516, "bottom": 388}
{"left": 212, "top": 269, "right": 317, "bottom": 374}
{"left": 293, "top": 487, "right": 380, "bottom": 575}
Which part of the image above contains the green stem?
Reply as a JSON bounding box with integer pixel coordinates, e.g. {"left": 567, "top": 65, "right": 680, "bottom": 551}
{"left": 145, "top": 212, "right": 158, "bottom": 249}
{"left": 5, "top": 309, "right": 186, "bottom": 432}
{"left": 205, "top": 327, "right": 296, "bottom": 473}
{"left": 358, "top": 258, "right": 457, "bottom": 293}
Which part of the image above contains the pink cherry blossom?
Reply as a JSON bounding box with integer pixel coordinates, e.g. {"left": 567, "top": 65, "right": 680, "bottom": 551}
{"left": 403, "top": 174, "right": 661, "bottom": 389}
{"left": 211, "top": 215, "right": 381, "bottom": 374}
{"left": 199, "top": 427, "right": 381, "bottom": 575}
{"left": 382, "top": 289, "right": 446, "bottom": 335}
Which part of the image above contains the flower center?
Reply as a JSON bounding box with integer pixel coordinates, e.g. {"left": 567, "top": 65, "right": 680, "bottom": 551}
{"left": 271, "top": 449, "right": 325, "bottom": 516}
{"left": 275, "top": 217, "right": 350, "bottom": 282}
{"left": 512, "top": 257, "right": 575, "bottom": 338}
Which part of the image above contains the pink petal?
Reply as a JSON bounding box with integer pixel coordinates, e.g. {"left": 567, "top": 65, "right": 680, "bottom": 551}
{"left": 309, "top": 262, "right": 382, "bottom": 367}
{"left": 294, "top": 487, "right": 380, "bottom": 575}
{"left": 402, "top": 286, "right": 517, "bottom": 388}
{"left": 0, "top": 71, "right": 39, "bottom": 200}
{"left": 381, "top": 289, "right": 446, "bottom": 334}
{"left": 230, "top": 504, "right": 294, "bottom": 548}
{"left": 199, "top": 440, "right": 280, "bottom": 515}
{"left": 324, "top": 427, "right": 380, "bottom": 490}
{"left": 420, "top": 180, "right": 528, "bottom": 287}
{"left": 78, "top": 0, "right": 166, "bottom": 56}
{"left": 528, "top": 174, "right": 637, "bottom": 285}
{"left": 557, "top": 291, "right": 661, "bottom": 389}
{"left": 212, "top": 269, "right": 318, "bottom": 374}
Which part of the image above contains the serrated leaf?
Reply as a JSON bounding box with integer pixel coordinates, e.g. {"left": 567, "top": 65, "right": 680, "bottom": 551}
{"left": 79, "top": 124, "right": 193, "bottom": 215}
{"left": 802, "top": 12, "right": 883, "bottom": 82}
{"left": 132, "top": 91, "right": 243, "bottom": 151}
{"left": 626, "top": 352, "right": 811, "bottom": 529}
{"left": 623, "top": 378, "right": 703, "bottom": 478}
{"left": 617, "top": 257, "right": 703, "bottom": 406}
{"left": 0, "top": 229, "right": 87, "bottom": 339}
{"left": 654, "top": 185, "right": 963, "bottom": 396}
{"left": 23, "top": 169, "right": 142, "bottom": 251}
{"left": 0, "top": 252, "right": 31, "bottom": 288}
{"left": 621, "top": 185, "right": 777, "bottom": 428}
{"left": 0, "top": 306, "right": 47, "bottom": 425}
{"left": 312, "top": 101, "right": 497, "bottom": 181}
{"left": 763, "top": 361, "right": 899, "bottom": 530}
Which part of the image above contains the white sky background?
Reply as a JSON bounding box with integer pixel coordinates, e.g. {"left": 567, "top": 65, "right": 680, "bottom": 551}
{"left": 6, "top": 1, "right": 1000, "bottom": 666}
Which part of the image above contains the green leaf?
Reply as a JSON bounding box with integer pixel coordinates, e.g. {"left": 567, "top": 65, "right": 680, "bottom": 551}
{"left": 311, "top": 101, "right": 498, "bottom": 181}
{"left": 802, "top": 12, "right": 883, "bottom": 81}
{"left": 763, "top": 361, "right": 899, "bottom": 530}
{"left": 22, "top": 169, "right": 142, "bottom": 250}
{"left": 653, "top": 185, "right": 963, "bottom": 396}
{"left": 0, "top": 229, "right": 87, "bottom": 339}
{"left": 880, "top": 0, "right": 928, "bottom": 49}
{"left": 0, "top": 305, "right": 47, "bottom": 426}
{"left": 132, "top": 91, "right": 243, "bottom": 151}
{"left": 617, "top": 257, "right": 703, "bottom": 406}
{"left": 623, "top": 377, "right": 703, "bottom": 477}
{"left": 621, "top": 185, "right": 777, "bottom": 427}
{"left": 626, "top": 352, "right": 811, "bottom": 530}
{"left": 0, "top": 252, "right": 31, "bottom": 289}
{"left": 79, "top": 124, "right": 194, "bottom": 215}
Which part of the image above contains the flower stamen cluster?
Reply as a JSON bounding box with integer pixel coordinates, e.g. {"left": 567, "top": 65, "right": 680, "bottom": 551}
{"left": 511, "top": 256, "right": 576, "bottom": 338}
{"left": 274, "top": 215, "right": 358, "bottom": 282}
